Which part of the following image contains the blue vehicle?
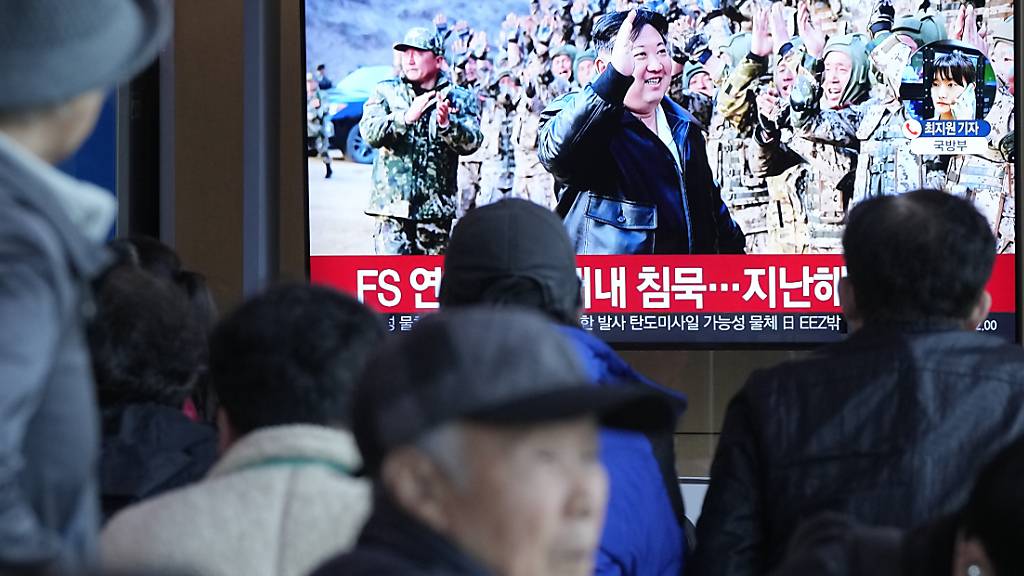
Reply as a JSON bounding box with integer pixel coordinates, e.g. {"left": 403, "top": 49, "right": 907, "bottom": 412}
{"left": 322, "top": 65, "right": 394, "bottom": 164}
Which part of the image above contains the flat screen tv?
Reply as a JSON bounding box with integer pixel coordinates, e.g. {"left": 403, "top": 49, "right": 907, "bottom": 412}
{"left": 303, "top": 0, "right": 1018, "bottom": 346}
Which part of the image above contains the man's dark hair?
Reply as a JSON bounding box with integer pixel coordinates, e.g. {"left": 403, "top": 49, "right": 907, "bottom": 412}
{"left": 110, "top": 236, "right": 218, "bottom": 334}
{"left": 842, "top": 189, "right": 995, "bottom": 323}
{"left": 933, "top": 50, "right": 976, "bottom": 87}
{"left": 316, "top": 63, "right": 327, "bottom": 72}
{"left": 959, "top": 435, "right": 1024, "bottom": 576}
{"left": 88, "top": 266, "right": 206, "bottom": 408}
{"left": 209, "top": 284, "right": 384, "bottom": 435}
{"left": 592, "top": 9, "right": 669, "bottom": 55}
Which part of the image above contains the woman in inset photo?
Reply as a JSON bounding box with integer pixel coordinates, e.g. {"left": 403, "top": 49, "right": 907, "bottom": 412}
{"left": 931, "top": 50, "right": 977, "bottom": 120}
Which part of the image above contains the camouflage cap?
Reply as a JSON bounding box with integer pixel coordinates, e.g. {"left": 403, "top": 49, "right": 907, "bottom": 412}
{"left": 394, "top": 27, "right": 445, "bottom": 56}
{"left": 891, "top": 14, "right": 947, "bottom": 49}
{"left": 721, "top": 31, "right": 752, "bottom": 67}
{"left": 575, "top": 48, "right": 597, "bottom": 64}
{"left": 682, "top": 61, "right": 709, "bottom": 86}
{"left": 551, "top": 44, "right": 578, "bottom": 61}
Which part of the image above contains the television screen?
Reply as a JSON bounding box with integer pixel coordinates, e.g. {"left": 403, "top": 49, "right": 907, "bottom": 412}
{"left": 304, "top": 0, "right": 1017, "bottom": 345}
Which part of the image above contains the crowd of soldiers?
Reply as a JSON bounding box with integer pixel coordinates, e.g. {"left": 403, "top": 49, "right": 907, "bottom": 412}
{"left": 421, "top": 0, "right": 1014, "bottom": 254}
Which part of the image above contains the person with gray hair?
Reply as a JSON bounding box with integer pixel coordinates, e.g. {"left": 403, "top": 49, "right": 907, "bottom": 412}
{"left": 0, "top": 1, "right": 170, "bottom": 571}
{"left": 439, "top": 198, "right": 690, "bottom": 575}
{"left": 310, "top": 308, "right": 674, "bottom": 576}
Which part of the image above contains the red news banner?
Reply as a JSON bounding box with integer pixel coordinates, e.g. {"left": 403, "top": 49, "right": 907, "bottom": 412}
{"left": 310, "top": 254, "right": 1016, "bottom": 343}
{"left": 311, "top": 255, "right": 1016, "bottom": 314}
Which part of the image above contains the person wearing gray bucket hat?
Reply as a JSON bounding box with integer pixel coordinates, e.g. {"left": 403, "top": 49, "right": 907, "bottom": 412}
{"left": 311, "top": 307, "right": 674, "bottom": 576}
{"left": 439, "top": 199, "right": 690, "bottom": 576}
{"left": 0, "top": 0, "right": 171, "bottom": 571}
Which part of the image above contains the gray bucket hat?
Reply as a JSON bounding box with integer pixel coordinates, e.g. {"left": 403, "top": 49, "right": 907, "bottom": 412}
{"left": 0, "top": 0, "right": 172, "bottom": 110}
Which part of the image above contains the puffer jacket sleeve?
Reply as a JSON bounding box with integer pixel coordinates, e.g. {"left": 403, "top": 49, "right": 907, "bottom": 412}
{"left": 538, "top": 65, "right": 632, "bottom": 187}
{"left": 691, "top": 382, "right": 764, "bottom": 576}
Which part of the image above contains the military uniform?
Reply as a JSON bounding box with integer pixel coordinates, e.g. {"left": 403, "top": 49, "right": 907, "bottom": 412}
{"left": 307, "top": 86, "right": 334, "bottom": 178}
{"left": 513, "top": 65, "right": 571, "bottom": 210}
{"left": 849, "top": 34, "right": 948, "bottom": 204}
{"left": 479, "top": 88, "right": 518, "bottom": 208}
{"left": 755, "top": 101, "right": 862, "bottom": 253}
{"left": 457, "top": 83, "right": 488, "bottom": 218}
{"left": 946, "top": 88, "right": 1015, "bottom": 252}
{"left": 751, "top": 35, "right": 872, "bottom": 253}
{"left": 712, "top": 53, "right": 772, "bottom": 253}
{"left": 360, "top": 29, "right": 483, "bottom": 255}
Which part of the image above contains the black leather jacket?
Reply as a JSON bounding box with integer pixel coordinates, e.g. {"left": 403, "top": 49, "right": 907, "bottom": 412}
{"left": 692, "top": 323, "right": 1024, "bottom": 576}
{"left": 538, "top": 66, "right": 745, "bottom": 254}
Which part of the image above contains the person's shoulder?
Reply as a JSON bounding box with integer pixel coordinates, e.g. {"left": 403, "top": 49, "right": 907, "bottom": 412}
{"left": 100, "top": 479, "right": 215, "bottom": 566}
{"left": 543, "top": 88, "right": 585, "bottom": 114}
{"left": 371, "top": 76, "right": 405, "bottom": 95}
{"left": 918, "top": 329, "right": 1024, "bottom": 370}
{"left": 309, "top": 547, "right": 421, "bottom": 576}
{"left": 0, "top": 193, "right": 66, "bottom": 276}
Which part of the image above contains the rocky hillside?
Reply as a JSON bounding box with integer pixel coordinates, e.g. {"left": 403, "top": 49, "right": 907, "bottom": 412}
{"left": 305, "top": 0, "right": 530, "bottom": 78}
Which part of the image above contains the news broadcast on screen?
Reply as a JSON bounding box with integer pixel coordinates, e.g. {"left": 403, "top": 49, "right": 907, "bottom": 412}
{"left": 303, "top": 0, "right": 1017, "bottom": 345}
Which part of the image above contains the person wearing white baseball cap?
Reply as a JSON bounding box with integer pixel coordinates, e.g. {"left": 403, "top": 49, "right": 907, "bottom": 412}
{"left": 0, "top": 1, "right": 170, "bottom": 572}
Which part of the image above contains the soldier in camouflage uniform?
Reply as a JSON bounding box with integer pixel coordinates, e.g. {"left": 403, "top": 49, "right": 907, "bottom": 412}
{"left": 360, "top": 28, "right": 484, "bottom": 255}
{"left": 671, "top": 61, "right": 715, "bottom": 131}
{"left": 712, "top": 16, "right": 808, "bottom": 253}
{"left": 513, "top": 46, "right": 573, "bottom": 209}
{"left": 782, "top": 15, "right": 949, "bottom": 217}
{"left": 945, "top": 14, "right": 1015, "bottom": 252}
{"left": 574, "top": 49, "right": 598, "bottom": 88}
{"left": 707, "top": 31, "right": 773, "bottom": 252}
{"left": 478, "top": 70, "right": 520, "bottom": 208}
{"left": 455, "top": 55, "right": 489, "bottom": 219}
{"left": 306, "top": 74, "right": 334, "bottom": 179}
{"left": 756, "top": 34, "right": 873, "bottom": 253}
{"left": 852, "top": 16, "right": 949, "bottom": 203}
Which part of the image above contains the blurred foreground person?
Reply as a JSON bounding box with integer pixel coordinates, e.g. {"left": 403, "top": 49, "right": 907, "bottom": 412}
{"left": 693, "top": 190, "right": 1024, "bottom": 576}
{"left": 312, "top": 308, "right": 674, "bottom": 576}
{"left": 101, "top": 286, "right": 384, "bottom": 576}
{"left": 0, "top": 0, "right": 169, "bottom": 571}
{"left": 88, "top": 265, "right": 217, "bottom": 522}
{"left": 439, "top": 199, "right": 689, "bottom": 575}
{"left": 770, "top": 434, "right": 1024, "bottom": 576}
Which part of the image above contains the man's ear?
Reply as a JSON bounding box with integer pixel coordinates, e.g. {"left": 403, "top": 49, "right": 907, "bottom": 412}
{"left": 838, "top": 277, "right": 862, "bottom": 333}
{"left": 594, "top": 56, "right": 608, "bottom": 74}
{"left": 381, "top": 448, "right": 455, "bottom": 533}
{"left": 964, "top": 290, "right": 992, "bottom": 331}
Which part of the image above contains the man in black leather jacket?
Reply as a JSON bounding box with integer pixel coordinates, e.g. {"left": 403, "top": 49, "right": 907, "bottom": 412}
{"left": 692, "top": 189, "right": 1024, "bottom": 576}
{"left": 538, "top": 9, "right": 745, "bottom": 254}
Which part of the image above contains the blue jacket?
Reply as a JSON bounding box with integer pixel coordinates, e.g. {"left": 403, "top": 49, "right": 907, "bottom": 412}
{"left": 539, "top": 67, "right": 745, "bottom": 255}
{"left": 560, "top": 326, "right": 688, "bottom": 576}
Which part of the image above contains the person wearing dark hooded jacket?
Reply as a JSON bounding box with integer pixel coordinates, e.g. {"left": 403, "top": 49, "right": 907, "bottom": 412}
{"left": 88, "top": 265, "right": 217, "bottom": 522}
{"left": 691, "top": 190, "right": 1024, "bottom": 576}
